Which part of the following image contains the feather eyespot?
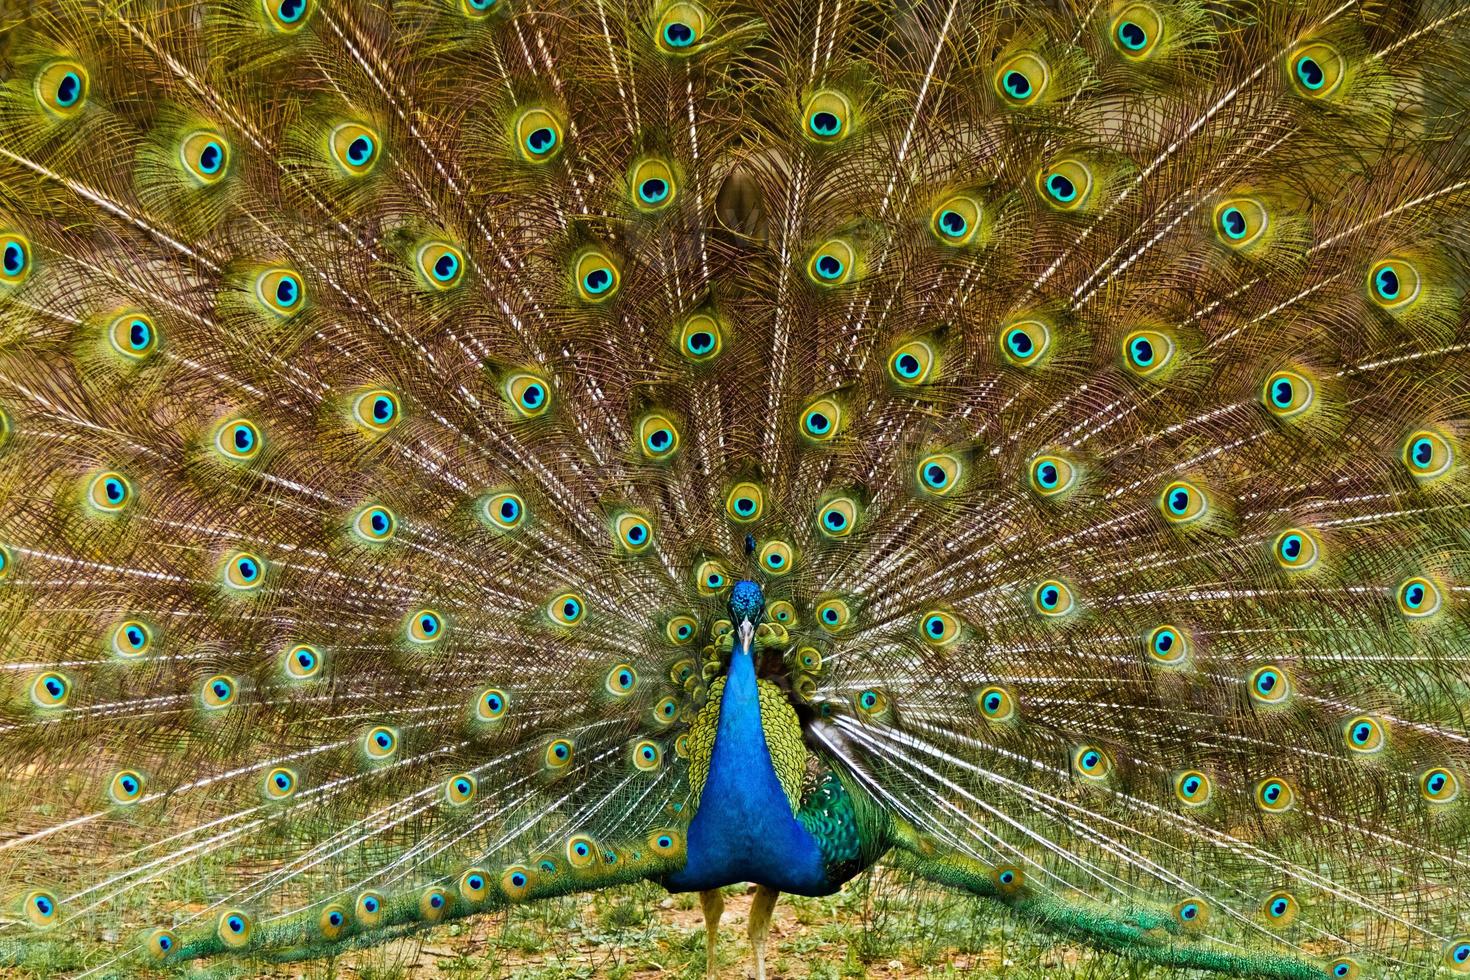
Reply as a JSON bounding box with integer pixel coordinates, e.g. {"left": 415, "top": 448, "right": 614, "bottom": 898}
{"left": 319, "top": 905, "right": 349, "bottom": 939}
{"left": 458, "top": 869, "right": 489, "bottom": 902}
{"left": 200, "top": 674, "right": 238, "bottom": 710}
{"left": 354, "top": 504, "right": 397, "bottom": 542}
{"left": 214, "top": 418, "right": 262, "bottom": 462}
{"left": 0, "top": 543, "right": 12, "bottom": 582}
{"left": 613, "top": 511, "right": 653, "bottom": 553}
{"left": 420, "top": 887, "right": 451, "bottom": 921}
{"left": 0, "top": 232, "right": 31, "bottom": 286}
{"left": 1122, "top": 329, "right": 1175, "bottom": 378}
{"left": 915, "top": 452, "right": 962, "bottom": 495}
{"left": 888, "top": 339, "right": 937, "bottom": 384}
{"left": 919, "top": 610, "right": 959, "bottom": 646}
{"left": 1261, "top": 369, "right": 1314, "bottom": 418}
{"left": 1038, "top": 160, "right": 1092, "bottom": 210}
{"left": 180, "top": 130, "right": 230, "bottom": 184}
{"left": 264, "top": 766, "right": 298, "bottom": 800}
{"left": 795, "top": 645, "right": 821, "bottom": 671}
{"left": 363, "top": 725, "right": 398, "bottom": 761}
{"left": 546, "top": 593, "right": 585, "bottom": 627}
{"left": 351, "top": 389, "right": 401, "bottom": 434}
{"left": 695, "top": 560, "right": 729, "bottom": 595}
{"left": 574, "top": 249, "right": 621, "bottom": 302}
{"left": 515, "top": 108, "right": 564, "bottom": 162}
{"left": 113, "top": 620, "right": 153, "bottom": 659}
{"left": 30, "top": 671, "right": 70, "bottom": 708}
{"left": 1159, "top": 480, "right": 1207, "bottom": 524}
{"left": 109, "top": 311, "right": 159, "bottom": 361}
{"left": 1421, "top": 767, "right": 1460, "bottom": 804}
{"left": 1071, "top": 745, "right": 1111, "bottom": 781}
{"left": 1273, "top": 528, "right": 1319, "bottom": 571}
{"left": 502, "top": 372, "right": 551, "bottom": 419}
{"left": 1172, "top": 899, "right": 1208, "bottom": 930}
{"left": 995, "top": 53, "right": 1049, "bottom": 105}
{"left": 1029, "top": 454, "right": 1077, "bottom": 497}
{"left": 803, "top": 90, "right": 852, "bottom": 141}
{"left": 817, "top": 496, "right": 859, "bottom": 537}
{"left": 545, "top": 738, "right": 575, "bottom": 771}
{"left": 1397, "top": 576, "right": 1442, "bottom": 618}
{"left": 758, "top": 540, "right": 794, "bottom": 576}
{"left": 807, "top": 239, "right": 856, "bottom": 286}
{"left": 354, "top": 891, "right": 385, "bottom": 927}
{"left": 993, "top": 865, "right": 1025, "bottom": 896}
{"left": 1342, "top": 715, "right": 1386, "bottom": 754}
{"left": 407, "top": 608, "right": 444, "bottom": 643}
{"left": 666, "top": 615, "right": 697, "bottom": 645}
{"left": 35, "top": 61, "right": 88, "bottom": 116}
{"left": 815, "top": 597, "right": 851, "bottom": 632}
{"left": 145, "top": 928, "right": 177, "bottom": 959}
{"left": 1248, "top": 665, "right": 1291, "bottom": 705}
{"left": 1402, "top": 429, "right": 1452, "bottom": 480}
{"left": 264, "top": 0, "right": 312, "bottom": 31}
{"left": 1146, "top": 624, "right": 1188, "bottom": 666}
{"left": 1261, "top": 890, "right": 1299, "bottom": 927}
{"left": 254, "top": 268, "right": 305, "bottom": 317}
{"left": 284, "top": 643, "right": 323, "bottom": 680}
{"left": 725, "top": 481, "right": 765, "bottom": 522}
{"left": 1254, "top": 776, "right": 1295, "bottom": 812}
{"left": 800, "top": 398, "right": 843, "bottom": 442}
{"left": 1445, "top": 940, "right": 1470, "bottom": 974}
{"left": 476, "top": 687, "right": 508, "bottom": 722}
{"left": 328, "top": 123, "right": 380, "bottom": 175}
{"left": 1111, "top": 4, "right": 1163, "bottom": 58}
{"left": 677, "top": 313, "right": 723, "bottom": 362}
{"left": 999, "top": 319, "right": 1051, "bottom": 367}
{"left": 632, "top": 740, "right": 662, "bottom": 771}
{"left": 1033, "top": 580, "right": 1074, "bottom": 617}
{"left": 87, "top": 470, "right": 133, "bottom": 513}
{"left": 976, "top": 685, "right": 1016, "bottom": 722}
{"left": 605, "top": 663, "right": 638, "bottom": 696}
{"left": 483, "top": 491, "right": 526, "bottom": 531}
{"left": 1327, "top": 957, "right": 1361, "bottom": 979}
{"left": 854, "top": 689, "right": 888, "bottom": 717}
{"left": 1287, "top": 42, "right": 1344, "bottom": 98}
{"left": 1173, "top": 770, "right": 1211, "bottom": 807}
{"left": 657, "top": 2, "right": 709, "bottom": 53}
{"left": 223, "top": 551, "right": 264, "bottom": 590}
{"left": 1368, "top": 257, "right": 1422, "bottom": 311}
{"left": 109, "top": 769, "right": 146, "bottom": 805}
{"left": 416, "top": 241, "right": 465, "bottom": 289}
{"left": 461, "top": 0, "right": 499, "bottom": 16}
{"left": 652, "top": 696, "right": 680, "bottom": 725}
{"left": 638, "top": 412, "right": 680, "bottom": 459}
{"left": 930, "top": 195, "right": 981, "bottom": 246}
{"left": 1214, "top": 197, "right": 1269, "bottom": 248}
{"left": 631, "top": 158, "right": 677, "bottom": 210}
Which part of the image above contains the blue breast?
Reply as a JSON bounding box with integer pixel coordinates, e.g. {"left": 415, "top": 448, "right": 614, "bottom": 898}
{"left": 663, "top": 645, "right": 831, "bottom": 895}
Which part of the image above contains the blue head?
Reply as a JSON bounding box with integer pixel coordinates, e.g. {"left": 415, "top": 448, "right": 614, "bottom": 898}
{"left": 729, "top": 579, "right": 765, "bottom": 624}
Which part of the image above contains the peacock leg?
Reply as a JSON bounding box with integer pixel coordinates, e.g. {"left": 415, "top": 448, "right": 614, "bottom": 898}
{"left": 699, "top": 888, "right": 725, "bottom": 978}
{"left": 747, "top": 885, "right": 779, "bottom": 980}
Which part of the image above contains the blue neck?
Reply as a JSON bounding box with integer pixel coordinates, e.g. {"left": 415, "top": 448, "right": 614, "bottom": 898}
{"left": 664, "top": 639, "right": 829, "bottom": 895}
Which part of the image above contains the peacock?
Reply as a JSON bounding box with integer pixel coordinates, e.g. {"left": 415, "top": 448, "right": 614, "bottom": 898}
{"left": 2, "top": 0, "right": 1470, "bottom": 976}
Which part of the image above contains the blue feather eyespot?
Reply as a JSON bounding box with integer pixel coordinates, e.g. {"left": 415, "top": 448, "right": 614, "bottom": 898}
{"left": 0, "top": 232, "right": 31, "bottom": 286}
{"left": 483, "top": 491, "right": 527, "bottom": 532}
{"left": 652, "top": 696, "right": 679, "bottom": 725}
{"left": 1071, "top": 745, "right": 1112, "bottom": 781}
{"left": 605, "top": 663, "right": 638, "bottom": 697}
{"left": 108, "top": 311, "right": 159, "bottom": 361}
{"left": 318, "top": 904, "right": 349, "bottom": 940}
{"left": 1146, "top": 624, "right": 1189, "bottom": 666}
{"left": 803, "top": 90, "right": 852, "bottom": 142}
{"left": 86, "top": 470, "right": 133, "bottom": 514}
{"left": 999, "top": 318, "right": 1051, "bottom": 367}
{"left": 1159, "top": 479, "right": 1207, "bottom": 524}
{"left": 420, "top": 887, "right": 451, "bottom": 921}
{"left": 223, "top": 551, "right": 265, "bottom": 590}
{"left": 888, "top": 339, "right": 938, "bottom": 384}
{"left": 216, "top": 910, "right": 253, "bottom": 949}
{"left": 461, "top": 0, "right": 499, "bottom": 17}
{"left": 353, "top": 504, "right": 397, "bottom": 542}
{"left": 502, "top": 865, "right": 533, "bottom": 899}
{"left": 1027, "top": 454, "right": 1078, "bottom": 500}
{"left": 145, "top": 927, "right": 178, "bottom": 959}
{"left": 415, "top": 241, "right": 466, "bottom": 289}
{"left": 1248, "top": 664, "right": 1291, "bottom": 705}
{"left": 649, "top": 829, "right": 680, "bottom": 855}
{"left": 35, "top": 61, "right": 89, "bottom": 116}
{"left": 109, "top": 768, "right": 146, "bottom": 805}
{"left": 1401, "top": 429, "right": 1453, "bottom": 480}
{"left": 329, "top": 122, "right": 381, "bottom": 175}
{"left": 254, "top": 267, "right": 305, "bottom": 316}
{"left": 815, "top": 597, "right": 852, "bottom": 632}
{"left": 613, "top": 511, "right": 654, "bottom": 553}
{"left": 350, "top": 388, "right": 402, "bottom": 435}
{"left": 669, "top": 656, "right": 695, "bottom": 683}
{"left": 800, "top": 398, "right": 843, "bottom": 442}
{"left": 1110, "top": 4, "right": 1162, "bottom": 58}
{"left": 817, "top": 496, "right": 859, "bottom": 538}
{"left": 497, "top": 371, "right": 551, "bottom": 420}
{"left": 180, "top": 130, "right": 230, "bottom": 185}
{"left": 30, "top": 670, "right": 71, "bottom": 709}
{"left": 1445, "top": 940, "right": 1470, "bottom": 974}
{"left": 695, "top": 560, "right": 730, "bottom": 595}
{"left": 915, "top": 452, "right": 962, "bottom": 496}
{"left": 794, "top": 645, "right": 820, "bottom": 671}
{"left": 674, "top": 733, "right": 691, "bottom": 759}
{"left": 476, "top": 687, "right": 508, "bottom": 722}
{"left": 0, "top": 542, "right": 11, "bottom": 582}
{"left": 1342, "top": 714, "right": 1386, "bottom": 755}
{"left": 677, "top": 313, "right": 723, "bottom": 362}
{"left": 574, "top": 248, "right": 621, "bottom": 302}
{"left": 725, "top": 481, "right": 765, "bottom": 522}
{"left": 919, "top": 610, "right": 960, "bottom": 647}
{"left": 1421, "top": 766, "right": 1461, "bottom": 804}
{"left": 547, "top": 592, "right": 585, "bottom": 627}
{"left": 1396, "top": 576, "right": 1442, "bottom": 618}
{"left": 1327, "top": 957, "right": 1361, "bottom": 979}
{"left": 408, "top": 608, "right": 445, "bottom": 643}
{"left": 544, "top": 738, "right": 575, "bottom": 771}
{"left": 113, "top": 620, "right": 153, "bottom": 659}
{"left": 929, "top": 195, "right": 981, "bottom": 247}
{"left": 24, "top": 890, "right": 59, "bottom": 928}
{"left": 638, "top": 412, "right": 681, "bottom": 459}
{"left": 632, "top": 739, "right": 662, "bottom": 771}
{"left": 630, "top": 157, "right": 677, "bottom": 210}
{"left": 1261, "top": 369, "right": 1314, "bottom": 419}
{"left": 806, "top": 239, "right": 856, "bottom": 286}
{"left": 263, "top": 766, "right": 298, "bottom": 800}
{"left": 264, "top": 0, "right": 312, "bottom": 31}
{"left": 515, "top": 108, "right": 564, "bottom": 162}
{"left": 758, "top": 540, "right": 794, "bottom": 576}
{"left": 1122, "top": 329, "right": 1176, "bottom": 378}
{"left": 1261, "top": 890, "right": 1299, "bottom": 927}
{"left": 1272, "top": 528, "right": 1319, "bottom": 571}
{"left": 1172, "top": 899, "right": 1208, "bottom": 930}
{"left": 1287, "top": 41, "right": 1344, "bottom": 98}
{"left": 666, "top": 615, "right": 697, "bottom": 645}
{"left": 1213, "top": 196, "right": 1269, "bottom": 248}
{"left": 458, "top": 868, "right": 490, "bottom": 903}
{"left": 200, "top": 673, "right": 238, "bottom": 710}
{"left": 355, "top": 890, "right": 386, "bottom": 926}
{"left": 1254, "top": 776, "right": 1296, "bottom": 813}
{"left": 1172, "top": 769, "right": 1212, "bottom": 807}
{"left": 976, "top": 685, "right": 1016, "bottom": 722}
{"left": 284, "top": 643, "right": 324, "bottom": 680}
{"left": 213, "top": 417, "right": 262, "bottom": 462}
{"left": 992, "top": 864, "right": 1025, "bottom": 896}
{"left": 656, "top": 2, "right": 708, "bottom": 53}
{"left": 566, "top": 834, "right": 598, "bottom": 868}
{"left": 1367, "top": 257, "right": 1422, "bottom": 311}
{"left": 995, "top": 53, "right": 1049, "bottom": 105}
{"left": 1038, "top": 159, "right": 1092, "bottom": 211}
{"left": 1033, "top": 579, "right": 1075, "bottom": 617}
{"left": 363, "top": 725, "right": 399, "bottom": 761}
{"left": 854, "top": 688, "right": 888, "bottom": 717}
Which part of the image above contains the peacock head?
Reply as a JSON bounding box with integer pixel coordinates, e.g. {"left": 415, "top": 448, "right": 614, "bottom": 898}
{"left": 729, "top": 579, "right": 765, "bottom": 625}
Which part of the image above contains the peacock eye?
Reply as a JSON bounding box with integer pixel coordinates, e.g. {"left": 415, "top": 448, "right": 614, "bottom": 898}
{"left": 109, "top": 311, "right": 159, "bottom": 360}
{"left": 30, "top": 671, "right": 71, "bottom": 708}
{"left": 476, "top": 687, "right": 508, "bottom": 721}
{"left": 677, "top": 313, "right": 723, "bottom": 362}
{"left": 666, "top": 615, "right": 697, "bottom": 645}
{"left": 224, "top": 551, "right": 265, "bottom": 590}
{"left": 929, "top": 195, "right": 981, "bottom": 246}
{"left": 1172, "top": 899, "right": 1208, "bottom": 929}
{"left": 180, "top": 130, "right": 231, "bottom": 184}
{"left": 632, "top": 739, "right": 662, "bottom": 771}
{"left": 327, "top": 122, "right": 380, "bottom": 175}
{"left": 1287, "top": 41, "right": 1344, "bottom": 98}
{"left": 363, "top": 725, "right": 398, "bottom": 760}
{"left": 200, "top": 674, "right": 238, "bottom": 710}
{"left": 515, "top": 107, "right": 564, "bottom": 162}
{"left": 214, "top": 418, "right": 262, "bottom": 461}
{"left": 815, "top": 597, "right": 851, "bottom": 632}
{"left": 1071, "top": 745, "right": 1111, "bottom": 780}
{"left": 801, "top": 398, "right": 843, "bottom": 441}
{"left": 1028, "top": 454, "right": 1077, "bottom": 497}
{"left": 113, "top": 620, "right": 154, "bottom": 659}
{"left": 806, "top": 238, "right": 856, "bottom": 286}
{"left": 758, "top": 540, "right": 794, "bottom": 575}
{"left": 0, "top": 232, "right": 32, "bottom": 285}
{"left": 284, "top": 643, "right": 323, "bottom": 680}
{"left": 356, "top": 891, "right": 385, "bottom": 924}
{"left": 1158, "top": 479, "right": 1208, "bottom": 524}
{"left": 545, "top": 738, "right": 575, "bottom": 770}
{"left": 999, "top": 319, "right": 1051, "bottom": 367}
{"left": 1272, "top": 528, "right": 1319, "bottom": 570}
{"left": 976, "top": 685, "right": 1016, "bottom": 721}
{"left": 265, "top": 0, "right": 312, "bottom": 31}
{"left": 264, "top": 766, "right": 298, "bottom": 800}
{"left": 1342, "top": 714, "right": 1386, "bottom": 754}
{"left": 1110, "top": 4, "right": 1163, "bottom": 58}
{"left": 408, "top": 608, "right": 444, "bottom": 643}
{"left": 461, "top": 0, "right": 499, "bottom": 16}
{"left": 919, "top": 610, "right": 959, "bottom": 646}
{"left": 353, "top": 504, "right": 397, "bottom": 542}
{"left": 503, "top": 372, "right": 552, "bottom": 419}
{"left": 1248, "top": 664, "right": 1291, "bottom": 705}
{"left": 574, "top": 248, "right": 621, "bottom": 302}
{"left": 725, "top": 481, "right": 765, "bottom": 522}
{"left": 1367, "top": 257, "right": 1422, "bottom": 310}
{"left": 657, "top": 2, "right": 709, "bottom": 53}
{"left": 631, "top": 158, "right": 677, "bottom": 210}
{"left": 1262, "top": 891, "right": 1299, "bottom": 927}
{"left": 1420, "top": 767, "right": 1460, "bottom": 803}
{"left": 605, "top": 663, "right": 638, "bottom": 696}
{"left": 1402, "top": 429, "right": 1453, "bottom": 480}
{"left": 1146, "top": 624, "right": 1189, "bottom": 666}
{"left": 109, "top": 768, "right": 146, "bottom": 804}
{"left": 1122, "top": 329, "right": 1176, "bottom": 378}
{"left": 638, "top": 412, "right": 681, "bottom": 459}
{"left": 817, "top": 496, "right": 859, "bottom": 538}
{"left": 416, "top": 241, "right": 465, "bottom": 289}
{"left": 613, "top": 511, "right": 654, "bottom": 552}
{"left": 1445, "top": 938, "right": 1470, "bottom": 972}
{"left": 459, "top": 869, "right": 489, "bottom": 901}
{"left": 854, "top": 689, "right": 887, "bottom": 715}
{"left": 1032, "top": 579, "right": 1074, "bottom": 617}
{"left": 420, "top": 887, "right": 450, "bottom": 920}
{"left": 146, "top": 928, "right": 178, "bottom": 959}
{"left": 1173, "top": 769, "right": 1211, "bottom": 806}
{"left": 87, "top": 470, "right": 133, "bottom": 513}
{"left": 994, "top": 52, "right": 1049, "bottom": 105}
{"left": 1214, "top": 196, "right": 1269, "bottom": 248}
{"left": 484, "top": 491, "right": 527, "bottom": 531}
{"left": 1327, "top": 957, "right": 1361, "bottom": 980}
{"left": 446, "top": 772, "right": 478, "bottom": 805}
{"left": 1254, "top": 776, "right": 1295, "bottom": 812}
{"left": 803, "top": 89, "right": 853, "bottom": 141}
{"left": 255, "top": 268, "right": 305, "bottom": 316}
{"left": 35, "top": 61, "right": 89, "bottom": 115}
{"left": 695, "top": 560, "right": 729, "bottom": 595}
{"left": 1261, "top": 369, "right": 1314, "bottom": 418}
{"left": 547, "top": 592, "right": 585, "bottom": 627}
{"left": 1037, "top": 159, "right": 1093, "bottom": 210}
{"left": 916, "top": 452, "right": 962, "bottom": 495}
{"left": 1397, "top": 576, "right": 1442, "bottom": 618}
{"left": 888, "top": 339, "right": 937, "bottom": 384}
